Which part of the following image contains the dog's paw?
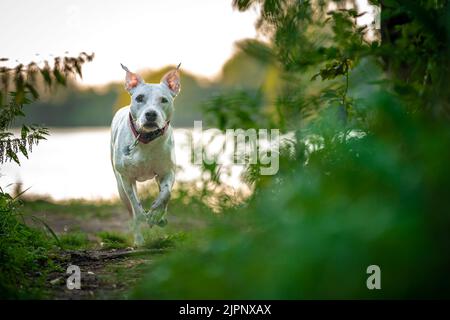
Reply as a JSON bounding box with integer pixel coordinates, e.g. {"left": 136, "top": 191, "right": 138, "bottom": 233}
{"left": 145, "top": 209, "right": 167, "bottom": 228}
{"left": 143, "top": 210, "right": 155, "bottom": 226}
{"left": 147, "top": 215, "right": 167, "bottom": 228}
{"left": 156, "top": 217, "right": 168, "bottom": 227}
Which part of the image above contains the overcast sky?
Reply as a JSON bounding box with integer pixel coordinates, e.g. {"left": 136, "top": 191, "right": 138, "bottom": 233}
{"left": 1, "top": 0, "right": 375, "bottom": 86}
{"left": 0, "top": 0, "right": 259, "bottom": 85}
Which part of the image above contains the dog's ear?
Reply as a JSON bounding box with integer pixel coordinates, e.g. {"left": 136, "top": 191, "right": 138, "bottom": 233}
{"left": 160, "top": 63, "right": 181, "bottom": 97}
{"left": 121, "top": 63, "right": 143, "bottom": 94}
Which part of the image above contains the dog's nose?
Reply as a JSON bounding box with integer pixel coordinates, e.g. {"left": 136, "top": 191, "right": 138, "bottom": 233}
{"left": 145, "top": 111, "right": 157, "bottom": 122}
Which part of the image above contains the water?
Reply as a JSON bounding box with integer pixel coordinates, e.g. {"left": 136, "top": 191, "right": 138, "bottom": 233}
{"left": 0, "top": 128, "right": 246, "bottom": 200}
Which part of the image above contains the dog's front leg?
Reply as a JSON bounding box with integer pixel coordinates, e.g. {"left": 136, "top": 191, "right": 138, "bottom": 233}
{"left": 117, "top": 174, "right": 145, "bottom": 245}
{"left": 148, "top": 170, "right": 175, "bottom": 226}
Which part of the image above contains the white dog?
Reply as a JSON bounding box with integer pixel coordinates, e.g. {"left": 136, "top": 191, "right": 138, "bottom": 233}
{"left": 110, "top": 64, "right": 180, "bottom": 246}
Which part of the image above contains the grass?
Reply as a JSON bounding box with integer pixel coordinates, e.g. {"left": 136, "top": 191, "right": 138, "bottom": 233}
{"left": 59, "top": 231, "right": 91, "bottom": 250}
{"left": 142, "top": 229, "right": 188, "bottom": 250}
{"left": 98, "top": 231, "right": 131, "bottom": 249}
{"left": 20, "top": 198, "right": 121, "bottom": 219}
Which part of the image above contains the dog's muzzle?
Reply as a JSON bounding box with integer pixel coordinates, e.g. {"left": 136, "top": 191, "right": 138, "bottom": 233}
{"left": 128, "top": 112, "right": 170, "bottom": 144}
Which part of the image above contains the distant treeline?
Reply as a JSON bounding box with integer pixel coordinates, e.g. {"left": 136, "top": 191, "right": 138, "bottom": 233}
{"left": 15, "top": 49, "right": 268, "bottom": 128}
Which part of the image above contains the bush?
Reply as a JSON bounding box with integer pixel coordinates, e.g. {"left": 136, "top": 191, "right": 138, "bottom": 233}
{"left": 132, "top": 0, "right": 450, "bottom": 299}
{"left": 133, "top": 89, "right": 450, "bottom": 299}
{"left": 0, "top": 190, "right": 57, "bottom": 299}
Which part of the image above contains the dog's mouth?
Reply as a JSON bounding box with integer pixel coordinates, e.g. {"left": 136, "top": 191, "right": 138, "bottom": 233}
{"left": 140, "top": 122, "right": 160, "bottom": 132}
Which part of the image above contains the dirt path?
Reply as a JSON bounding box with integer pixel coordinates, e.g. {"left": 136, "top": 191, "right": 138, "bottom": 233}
{"left": 45, "top": 248, "right": 163, "bottom": 299}
{"left": 20, "top": 197, "right": 207, "bottom": 299}
{"left": 21, "top": 199, "right": 178, "bottom": 299}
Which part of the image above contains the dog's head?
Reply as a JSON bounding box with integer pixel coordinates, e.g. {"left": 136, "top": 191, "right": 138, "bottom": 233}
{"left": 121, "top": 64, "right": 180, "bottom": 132}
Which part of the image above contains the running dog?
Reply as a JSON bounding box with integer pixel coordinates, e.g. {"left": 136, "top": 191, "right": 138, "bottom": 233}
{"left": 110, "top": 64, "right": 180, "bottom": 245}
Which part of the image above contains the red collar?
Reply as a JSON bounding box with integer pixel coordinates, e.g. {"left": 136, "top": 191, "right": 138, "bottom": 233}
{"left": 128, "top": 112, "right": 170, "bottom": 144}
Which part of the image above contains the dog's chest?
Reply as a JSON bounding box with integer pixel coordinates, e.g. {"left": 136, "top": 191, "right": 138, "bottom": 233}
{"left": 118, "top": 142, "right": 174, "bottom": 181}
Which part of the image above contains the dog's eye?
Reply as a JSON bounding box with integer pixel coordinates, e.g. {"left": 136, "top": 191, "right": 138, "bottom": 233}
{"left": 135, "top": 94, "right": 144, "bottom": 103}
{"left": 161, "top": 97, "right": 168, "bottom": 104}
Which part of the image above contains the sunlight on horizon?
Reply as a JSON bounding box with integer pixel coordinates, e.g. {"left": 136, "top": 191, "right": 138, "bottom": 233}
{"left": 0, "top": 0, "right": 259, "bottom": 86}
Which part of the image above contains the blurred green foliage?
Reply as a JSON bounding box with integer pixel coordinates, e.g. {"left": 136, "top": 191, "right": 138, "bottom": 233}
{"left": 132, "top": 0, "right": 450, "bottom": 299}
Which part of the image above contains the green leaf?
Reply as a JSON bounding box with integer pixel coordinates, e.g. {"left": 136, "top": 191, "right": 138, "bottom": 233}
{"left": 40, "top": 63, "right": 52, "bottom": 86}
{"left": 19, "top": 144, "right": 28, "bottom": 159}
{"left": 21, "top": 125, "right": 29, "bottom": 139}
{"left": 0, "top": 132, "right": 13, "bottom": 139}
{"left": 6, "top": 149, "right": 20, "bottom": 165}
{"left": 53, "top": 67, "right": 66, "bottom": 86}
{"left": 25, "top": 83, "right": 39, "bottom": 100}
{"left": 74, "top": 61, "right": 83, "bottom": 79}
